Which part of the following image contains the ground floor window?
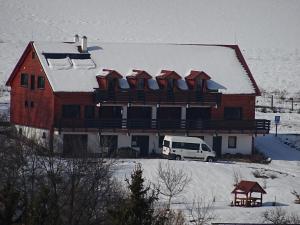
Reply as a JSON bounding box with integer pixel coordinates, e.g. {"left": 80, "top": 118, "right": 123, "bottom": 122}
{"left": 159, "top": 135, "right": 165, "bottom": 148}
{"left": 100, "top": 135, "right": 118, "bottom": 156}
{"left": 228, "top": 136, "right": 237, "bottom": 148}
{"left": 63, "top": 134, "right": 88, "bottom": 155}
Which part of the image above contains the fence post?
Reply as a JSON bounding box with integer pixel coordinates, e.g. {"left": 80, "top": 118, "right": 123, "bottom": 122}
{"left": 271, "top": 95, "right": 273, "bottom": 109}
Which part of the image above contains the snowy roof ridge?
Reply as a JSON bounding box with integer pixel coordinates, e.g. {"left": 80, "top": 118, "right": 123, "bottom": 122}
{"left": 31, "top": 41, "right": 258, "bottom": 94}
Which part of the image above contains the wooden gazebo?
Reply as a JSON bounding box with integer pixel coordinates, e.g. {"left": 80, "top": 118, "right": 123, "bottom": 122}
{"left": 231, "top": 180, "right": 266, "bottom": 207}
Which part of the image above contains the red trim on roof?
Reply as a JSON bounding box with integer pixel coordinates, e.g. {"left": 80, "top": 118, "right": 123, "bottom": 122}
{"left": 127, "top": 69, "right": 152, "bottom": 79}
{"left": 157, "top": 70, "right": 181, "bottom": 80}
{"left": 102, "top": 69, "right": 122, "bottom": 79}
{"left": 185, "top": 70, "right": 211, "bottom": 80}
{"left": 6, "top": 42, "right": 33, "bottom": 86}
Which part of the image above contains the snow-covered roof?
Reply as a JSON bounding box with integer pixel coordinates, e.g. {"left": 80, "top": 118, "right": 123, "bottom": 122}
{"left": 33, "top": 41, "right": 256, "bottom": 94}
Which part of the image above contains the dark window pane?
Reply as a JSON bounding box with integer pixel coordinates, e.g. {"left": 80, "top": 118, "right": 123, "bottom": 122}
{"left": 30, "top": 101, "right": 34, "bottom": 108}
{"left": 201, "top": 144, "right": 211, "bottom": 152}
{"left": 183, "top": 142, "right": 200, "bottom": 150}
{"left": 84, "top": 105, "right": 95, "bottom": 119}
{"left": 31, "top": 75, "right": 35, "bottom": 90}
{"left": 228, "top": 136, "right": 237, "bottom": 148}
{"left": 137, "top": 79, "right": 144, "bottom": 90}
{"left": 62, "top": 105, "right": 80, "bottom": 118}
{"left": 172, "top": 142, "right": 182, "bottom": 148}
{"left": 37, "top": 76, "right": 45, "bottom": 89}
{"left": 159, "top": 135, "right": 165, "bottom": 148}
{"left": 21, "top": 73, "right": 29, "bottom": 87}
{"left": 163, "top": 140, "right": 170, "bottom": 147}
{"left": 224, "top": 107, "right": 242, "bottom": 120}
{"left": 24, "top": 100, "right": 28, "bottom": 107}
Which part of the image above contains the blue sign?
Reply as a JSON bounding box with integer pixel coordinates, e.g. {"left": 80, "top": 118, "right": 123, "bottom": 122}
{"left": 275, "top": 116, "right": 280, "bottom": 124}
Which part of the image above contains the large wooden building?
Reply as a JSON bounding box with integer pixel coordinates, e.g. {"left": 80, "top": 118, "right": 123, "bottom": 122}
{"left": 6, "top": 36, "right": 270, "bottom": 156}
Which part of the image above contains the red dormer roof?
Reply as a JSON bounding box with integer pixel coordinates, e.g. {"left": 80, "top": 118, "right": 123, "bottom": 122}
{"left": 127, "top": 69, "right": 152, "bottom": 79}
{"left": 232, "top": 180, "right": 266, "bottom": 194}
{"left": 185, "top": 70, "right": 211, "bottom": 80}
{"left": 100, "top": 69, "right": 122, "bottom": 79}
{"left": 156, "top": 70, "right": 181, "bottom": 80}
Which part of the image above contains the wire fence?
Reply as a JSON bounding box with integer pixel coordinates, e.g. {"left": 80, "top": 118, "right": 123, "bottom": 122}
{"left": 256, "top": 95, "right": 300, "bottom": 112}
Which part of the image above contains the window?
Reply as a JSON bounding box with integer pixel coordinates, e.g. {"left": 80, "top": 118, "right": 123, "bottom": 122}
{"left": 84, "top": 105, "right": 95, "bottom": 119}
{"left": 167, "top": 79, "right": 174, "bottom": 90}
{"left": 183, "top": 142, "right": 200, "bottom": 150}
{"left": 172, "top": 141, "right": 182, "bottom": 149}
{"left": 201, "top": 144, "right": 211, "bottom": 152}
{"left": 137, "top": 78, "right": 144, "bottom": 90}
{"left": 159, "top": 135, "right": 165, "bottom": 148}
{"left": 37, "top": 76, "right": 45, "bottom": 89}
{"left": 228, "top": 136, "right": 237, "bottom": 148}
{"left": 21, "top": 73, "right": 29, "bottom": 87}
{"left": 24, "top": 100, "right": 28, "bottom": 107}
{"left": 195, "top": 78, "right": 202, "bottom": 90}
{"left": 172, "top": 141, "right": 200, "bottom": 150}
{"left": 224, "top": 107, "right": 242, "bottom": 120}
{"left": 30, "top": 75, "right": 35, "bottom": 90}
{"left": 30, "top": 101, "right": 34, "bottom": 108}
{"left": 163, "top": 140, "right": 170, "bottom": 147}
{"left": 62, "top": 105, "right": 81, "bottom": 118}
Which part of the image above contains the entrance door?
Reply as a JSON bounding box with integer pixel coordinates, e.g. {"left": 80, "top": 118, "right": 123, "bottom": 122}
{"left": 132, "top": 135, "right": 149, "bottom": 157}
{"left": 100, "top": 135, "right": 118, "bottom": 156}
{"left": 63, "top": 134, "right": 88, "bottom": 156}
{"left": 213, "top": 136, "right": 222, "bottom": 158}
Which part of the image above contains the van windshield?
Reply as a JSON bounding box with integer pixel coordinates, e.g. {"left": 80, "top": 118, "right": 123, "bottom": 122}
{"left": 201, "top": 144, "right": 211, "bottom": 152}
{"left": 163, "top": 140, "right": 170, "bottom": 147}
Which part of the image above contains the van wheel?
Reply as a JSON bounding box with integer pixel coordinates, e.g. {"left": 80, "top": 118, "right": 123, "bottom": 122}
{"left": 175, "top": 155, "right": 181, "bottom": 160}
{"left": 207, "top": 157, "right": 214, "bottom": 162}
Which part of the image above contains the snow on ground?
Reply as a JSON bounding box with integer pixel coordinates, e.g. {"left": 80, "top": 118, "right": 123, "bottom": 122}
{"left": 115, "top": 135, "right": 300, "bottom": 223}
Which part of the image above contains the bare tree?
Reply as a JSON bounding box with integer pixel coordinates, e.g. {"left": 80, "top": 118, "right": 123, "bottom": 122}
{"left": 232, "top": 169, "right": 242, "bottom": 186}
{"left": 0, "top": 125, "right": 124, "bottom": 225}
{"left": 187, "top": 197, "right": 215, "bottom": 225}
{"left": 153, "top": 208, "right": 186, "bottom": 225}
{"left": 291, "top": 190, "right": 300, "bottom": 203}
{"left": 156, "top": 162, "right": 191, "bottom": 209}
{"left": 262, "top": 207, "right": 300, "bottom": 224}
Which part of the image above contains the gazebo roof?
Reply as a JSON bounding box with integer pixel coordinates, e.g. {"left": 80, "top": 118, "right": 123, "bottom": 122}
{"left": 232, "top": 180, "right": 266, "bottom": 194}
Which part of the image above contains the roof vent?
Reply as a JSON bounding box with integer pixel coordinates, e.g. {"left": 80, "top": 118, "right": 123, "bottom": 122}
{"left": 74, "top": 34, "right": 79, "bottom": 43}
{"left": 81, "top": 36, "right": 87, "bottom": 53}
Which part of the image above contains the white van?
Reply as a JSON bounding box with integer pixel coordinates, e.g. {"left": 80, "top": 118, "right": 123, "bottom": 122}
{"left": 162, "top": 135, "right": 216, "bottom": 162}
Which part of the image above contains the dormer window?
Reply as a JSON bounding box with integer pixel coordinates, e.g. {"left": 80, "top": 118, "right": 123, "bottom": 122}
{"left": 108, "top": 78, "right": 117, "bottom": 91}
{"left": 137, "top": 78, "right": 144, "bottom": 90}
{"left": 195, "top": 78, "right": 202, "bottom": 90}
{"left": 167, "top": 79, "right": 174, "bottom": 91}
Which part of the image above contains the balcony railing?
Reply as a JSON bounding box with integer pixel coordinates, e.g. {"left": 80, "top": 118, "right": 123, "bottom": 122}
{"left": 55, "top": 118, "right": 270, "bottom": 133}
{"left": 94, "top": 89, "right": 222, "bottom": 106}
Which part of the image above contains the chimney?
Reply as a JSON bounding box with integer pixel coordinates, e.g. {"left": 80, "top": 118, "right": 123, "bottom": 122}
{"left": 74, "top": 34, "right": 79, "bottom": 43}
{"left": 81, "top": 36, "right": 87, "bottom": 52}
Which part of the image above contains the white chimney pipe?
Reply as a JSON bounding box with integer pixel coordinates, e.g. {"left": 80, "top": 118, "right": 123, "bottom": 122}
{"left": 74, "top": 34, "right": 79, "bottom": 43}
{"left": 81, "top": 36, "right": 87, "bottom": 52}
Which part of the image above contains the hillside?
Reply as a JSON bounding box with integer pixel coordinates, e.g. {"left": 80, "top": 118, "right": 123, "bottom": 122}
{"left": 116, "top": 136, "right": 300, "bottom": 223}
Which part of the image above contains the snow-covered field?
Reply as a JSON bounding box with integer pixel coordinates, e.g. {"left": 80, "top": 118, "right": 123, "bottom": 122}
{"left": 116, "top": 135, "right": 300, "bottom": 223}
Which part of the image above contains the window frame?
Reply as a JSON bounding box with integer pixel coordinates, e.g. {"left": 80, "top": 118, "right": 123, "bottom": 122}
{"left": 62, "top": 105, "right": 81, "bottom": 119}
{"left": 228, "top": 136, "right": 237, "bottom": 148}
{"left": 37, "top": 76, "right": 45, "bottom": 89}
{"left": 84, "top": 105, "right": 95, "bottom": 119}
{"left": 20, "top": 73, "right": 29, "bottom": 87}
{"left": 224, "top": 107, "right": 243, "bottom": 120}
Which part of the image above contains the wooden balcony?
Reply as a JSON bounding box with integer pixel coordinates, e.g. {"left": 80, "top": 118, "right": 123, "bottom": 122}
{"left": 93, "top": 89, "right": 222, "bottom": 106}
{"left": 55, "top": 118, "right": 270, "bottom": 134}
